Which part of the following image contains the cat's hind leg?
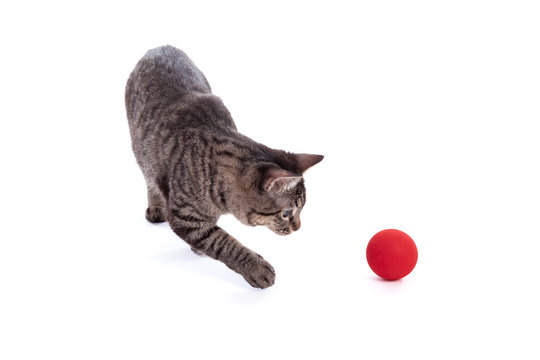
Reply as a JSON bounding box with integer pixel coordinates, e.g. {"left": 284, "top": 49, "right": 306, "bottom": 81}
{"left": 145, "top": 183, "right": 167, "bottom": 223}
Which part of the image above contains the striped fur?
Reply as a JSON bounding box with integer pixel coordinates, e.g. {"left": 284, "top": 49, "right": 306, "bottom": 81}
{"left": 125, "top": 46, "right": 323, "bottom": 288}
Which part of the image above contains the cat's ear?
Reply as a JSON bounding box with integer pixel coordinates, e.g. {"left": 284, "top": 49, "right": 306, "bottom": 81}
{"left": 262, "top": 167, "right": 303, "bottom": 194}
{"left": 294, "top": 153, "right": 324, "bottom": 174}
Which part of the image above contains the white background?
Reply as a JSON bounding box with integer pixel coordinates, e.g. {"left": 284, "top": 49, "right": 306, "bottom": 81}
{"left": 1, "top": 1, "right": 539, "bottom": 359}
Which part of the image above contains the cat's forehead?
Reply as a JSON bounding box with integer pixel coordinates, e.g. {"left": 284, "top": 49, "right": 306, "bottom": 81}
{"left": 279, "top": 181, "right": 306, "bottom": 208}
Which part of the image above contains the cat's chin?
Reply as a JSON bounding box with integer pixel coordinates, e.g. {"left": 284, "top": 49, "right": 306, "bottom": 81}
{"left": 271, "top": 228, "right": 293, "bottom": 236}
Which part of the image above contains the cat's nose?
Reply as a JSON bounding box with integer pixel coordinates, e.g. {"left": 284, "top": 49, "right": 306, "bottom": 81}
{"left": 291, "top": 217, "right": 301, "bottom": 231}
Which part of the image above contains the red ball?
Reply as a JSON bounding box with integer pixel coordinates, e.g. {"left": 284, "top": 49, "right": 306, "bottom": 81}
{"left": 366, "top": 229, "right": 418, "bottom": 280}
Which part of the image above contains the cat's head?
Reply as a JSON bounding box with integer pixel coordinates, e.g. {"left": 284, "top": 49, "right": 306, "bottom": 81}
{"left": 238, "top": 152, "right": 324, "bottom": 236}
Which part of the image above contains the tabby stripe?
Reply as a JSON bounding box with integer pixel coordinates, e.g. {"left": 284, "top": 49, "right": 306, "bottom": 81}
{"left": 215, "top": 150, "right": 236, "bottom": 158}
{"left": 170, "top": 138, "right": 189, "bottom": 181}
{"left": 190, "top": 226, "right": 219, "bottom": 249}
{"left": 170, "top": 199, "right": 214, "bottom": 222}
{"left": 208, "top": 167, "right": 228, "bottom": 210}
{"left": 218, "top": 191, "right": 227, "bottom": 208}
{"left": 171, "top": 209, "right": 203, "bottom": 223}
{"left": 232, "top": 246, "right": 245, "bottom": 262}
{"left": 156, "top": 174, "right": 169, "bottom": 198}
{"left": 199, "top": 135, "right": 209, "bottom": 148}
{"left": 216, "top": 180, "right": 227, "bottom": 208}
{"left": 168, "top": 136, "right": 180, "bottom": 162}
{"left": 212, "top": 233, "right": 229, "bottom": 259}
{"left": 162, "top": 126, "right": 178, "bottom": 147}
{"left": 252, "top": 210, "right": 281, "bottom": 217}
{"left": 208, "top": 167, "right": 220, "bottom": 207}
{"left": 200, "top": 144, "right": 210, "bottom": 183}
{"left": 215, "top": 237, "right": 232, "bottom": 260}
{"left": 211, "top": 136, "right": 247, "bottom": 149}
{"left": 238, "top": 251, "right": 252, "bottom": 267}
{"left": 174, "top": 162, "right": 191, "bottom": 195}
{"left": 214, "top": 150, "right": 251, "bottom": 164}
{"left": 190, "top": 145, "right": 204, "bottom": 194}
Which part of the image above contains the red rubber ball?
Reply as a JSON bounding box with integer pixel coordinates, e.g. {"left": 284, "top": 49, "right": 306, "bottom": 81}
{"left": 366, "top": 229, "right": 418, "bottom": 280}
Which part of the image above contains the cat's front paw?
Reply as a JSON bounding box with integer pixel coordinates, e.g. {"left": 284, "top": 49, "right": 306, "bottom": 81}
{"left": 242, "top": 255, "right": 276, "bottom": 289}
{"left": 146, "top": 207, "right": 166, "bottom": 223}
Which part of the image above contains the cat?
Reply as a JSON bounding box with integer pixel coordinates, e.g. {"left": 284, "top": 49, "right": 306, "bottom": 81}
{"left": 125, "top": 45, "right": 323, "bottom": 288}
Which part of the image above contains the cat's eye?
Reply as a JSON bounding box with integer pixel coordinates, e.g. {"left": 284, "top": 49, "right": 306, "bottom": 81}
{"left": 282, "top": 210, "right": 292, "bottom": 218}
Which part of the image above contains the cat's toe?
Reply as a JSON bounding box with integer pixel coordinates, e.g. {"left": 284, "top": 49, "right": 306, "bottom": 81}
{"left": 145, "top": 207, "right": 166, "bottom": 223}
{"left": 243, "top": 256, "right": 276, "bottom": 289}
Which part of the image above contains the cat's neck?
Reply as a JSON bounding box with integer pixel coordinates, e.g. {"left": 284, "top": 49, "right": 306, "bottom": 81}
{"left": 211, "top": 132, "right": 270, "bottom": 209}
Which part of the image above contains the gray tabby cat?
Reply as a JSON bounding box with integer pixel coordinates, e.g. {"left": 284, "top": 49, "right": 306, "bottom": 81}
{"left": 125, "top": 45, "right": 323, "bottom": 288}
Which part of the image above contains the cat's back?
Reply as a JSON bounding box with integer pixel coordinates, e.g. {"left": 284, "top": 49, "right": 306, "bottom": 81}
{"left": 126, "top": 45, "right": 212, "bottom": 120}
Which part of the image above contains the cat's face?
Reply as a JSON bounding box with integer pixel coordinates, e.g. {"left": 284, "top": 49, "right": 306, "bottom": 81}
{"left": 235, "top": 152, "right": 323, "bottom": 235}
{"left": 247, "top": 181, "right": 306, "bottom": 236}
